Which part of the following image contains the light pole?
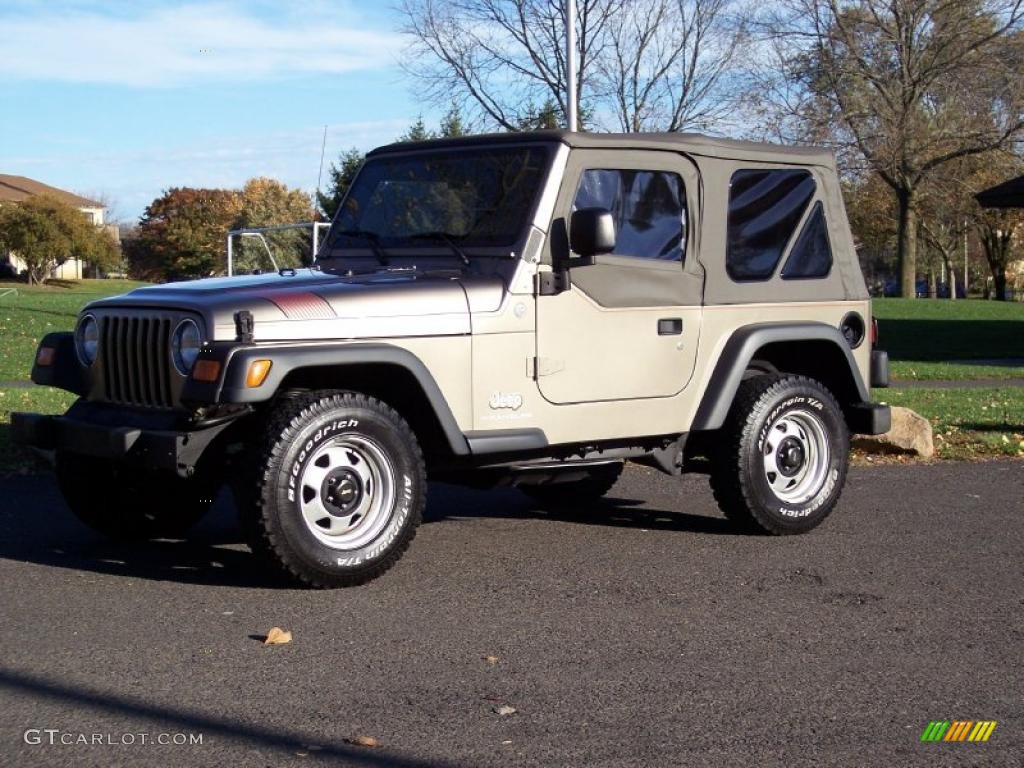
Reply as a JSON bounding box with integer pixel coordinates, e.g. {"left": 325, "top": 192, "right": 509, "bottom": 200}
{"left": 566, "top": 0, "right": 577, "bottom": 132}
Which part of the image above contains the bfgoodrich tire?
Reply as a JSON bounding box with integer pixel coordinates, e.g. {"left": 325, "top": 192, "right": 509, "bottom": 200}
{"left": 710, "top": 375, "right": 849, "bottom": 535}
{"left": 240, "top": 391, "right": 425, "bottom": 588}
{"left": 56, "top": 453, "right": 218, "bottom": 540}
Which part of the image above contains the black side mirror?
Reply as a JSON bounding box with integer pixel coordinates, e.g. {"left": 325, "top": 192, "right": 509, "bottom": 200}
{"left": 569, "top": 207, "right": 616, "bottom": 260}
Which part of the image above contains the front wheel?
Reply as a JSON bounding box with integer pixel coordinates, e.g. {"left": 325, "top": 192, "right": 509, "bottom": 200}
{"left": 709, "top": 374, "right": 849, "bottom": 535}
{"left": 240, "top": 391, "right": 425, "bottom": 588}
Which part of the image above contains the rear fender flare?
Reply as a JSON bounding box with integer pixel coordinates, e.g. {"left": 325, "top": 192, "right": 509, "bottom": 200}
{"left": 691, "top": 323, "right": 869, "bottom": 431}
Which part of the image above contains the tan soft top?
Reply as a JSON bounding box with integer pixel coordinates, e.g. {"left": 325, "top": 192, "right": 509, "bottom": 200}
{"left": 369, "top": 129, "right": 836, "bottom": 167}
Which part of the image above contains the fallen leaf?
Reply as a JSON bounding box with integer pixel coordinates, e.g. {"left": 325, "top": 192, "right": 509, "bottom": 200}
{"left": 492, "top": 704, "right": 517, "bottom": 716}
{"left": 345, "top": 735, "right": 380, "bottom": 748}
{"left": 482, "top": 654, "right": 500, "bottom": 665}
{"left": 263, "top": 627, "right": 292, "bottom": 645}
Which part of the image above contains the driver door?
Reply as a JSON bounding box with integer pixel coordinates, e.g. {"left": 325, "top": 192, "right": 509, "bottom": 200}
{"left": 536, "top": 149, "right": 703, "bottom": 404}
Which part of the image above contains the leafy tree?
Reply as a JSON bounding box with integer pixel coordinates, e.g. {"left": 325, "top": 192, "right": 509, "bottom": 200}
{"left": 400, "top": 116, "right": 434, "bottom": 142}
{"left": 516, "top": 99, "right": 563, "bottom": 130}
{"left": 965, "top": 153, "right": 1024, "bottom": 300}
{"left": 317, "top": 148, "right": 365, "bottom": 220}
{"left": 234, "top": 178, "right": 314, "bottom": 272}
{"left": 843, "top": 172, "right": 898, "bottom": 289}
{"left": 438, "top": 104, "right": 468, "bottom": 137}
{"left": 0, "top": 195, "right": 119, "bottom": 284}
{"left": 130, "top": 188, "right": 242, "bottom": 281}
{"left": 754, "top": 0, "right": 1024, "bottom": 297}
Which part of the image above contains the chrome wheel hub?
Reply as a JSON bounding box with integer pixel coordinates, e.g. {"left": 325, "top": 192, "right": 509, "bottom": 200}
{"left": 298, "top": 436, "right": 396, "bottom": 550}
{"left": 762, "top": 409, "right": 830, "bottom": 505}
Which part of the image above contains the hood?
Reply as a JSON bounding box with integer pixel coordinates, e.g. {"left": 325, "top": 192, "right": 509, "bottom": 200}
{"left": 87, "top": 270, "right": 506, "bottom": 341}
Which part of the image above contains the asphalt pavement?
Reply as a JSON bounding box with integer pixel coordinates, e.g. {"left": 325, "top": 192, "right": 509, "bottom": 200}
{"left": 0, "top": 461, "right": 1021, "bottom": 767}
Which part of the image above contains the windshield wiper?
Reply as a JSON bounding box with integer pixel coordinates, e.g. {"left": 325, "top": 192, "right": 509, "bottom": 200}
{"left": 332, "top": 228, "right": 389, "bottom": 266}
{"left": 407, "top": 231, "right": 471, "bottom": 266}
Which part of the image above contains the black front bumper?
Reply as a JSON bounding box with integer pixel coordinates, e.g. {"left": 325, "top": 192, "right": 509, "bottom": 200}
{"left": 11, "top": 408, "right": 236, "bottom": 477}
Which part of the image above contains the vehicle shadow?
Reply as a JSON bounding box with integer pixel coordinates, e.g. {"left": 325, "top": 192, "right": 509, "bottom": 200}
{"left": 1, "top": 666, "right": 456, "bottom": 767}
{"left": 0, "top": 475, "right": 289, "bottom": 589}
{"left": 0, "top": 472, "right": 737, "bottom": 588}
{"left": 423, "top": 482, "right": 739, "bottom": 536}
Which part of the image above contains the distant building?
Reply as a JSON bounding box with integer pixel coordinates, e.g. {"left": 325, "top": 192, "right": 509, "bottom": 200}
{"left": 0, "top": 174, "right": 117, "bottom": 279}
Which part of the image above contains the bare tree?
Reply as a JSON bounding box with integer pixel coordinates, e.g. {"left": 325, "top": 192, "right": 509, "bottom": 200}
{"left": 751, "top": 1, "right": 1024, "bottom": 298}
{"left": 398, "top": 0, "right": 745, "bottom": 132}
{"left": 597, "top": 0, "right": 745, "bottom": 132}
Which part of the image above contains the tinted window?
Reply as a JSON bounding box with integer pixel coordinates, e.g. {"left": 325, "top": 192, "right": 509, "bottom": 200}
{"left": 781, "top": 202, "right": 832, "bottom": 279}
{"left": 330, "top": 147, "right": 548, "bottom": 249}
{"left": 727, "top": 169, "right": 815, "bottom": 280}
{"left": 573, "top": 169, "right": 685, "bottom": 261}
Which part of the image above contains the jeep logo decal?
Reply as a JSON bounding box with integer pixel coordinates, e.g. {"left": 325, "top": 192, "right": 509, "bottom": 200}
{"left": 489, "top": 391, "right": 523, "bottom": 410}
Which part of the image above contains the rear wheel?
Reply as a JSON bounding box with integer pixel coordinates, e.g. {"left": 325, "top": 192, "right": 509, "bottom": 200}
{"left": 56, "top": 453, "right": 218, "bottom": 540}
{"left": 710, "top": 374, "right": 849, "bottom": 534}
{"left": 239, "top": 391, "right": 425, "bottom": 588}
{"left": 520, "top": 462, "right": 624, "bottom": 507}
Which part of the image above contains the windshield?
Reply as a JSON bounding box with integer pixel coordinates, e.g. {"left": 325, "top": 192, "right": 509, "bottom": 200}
{"left": 326, "top": 146, "right": 550, "bottom": 254}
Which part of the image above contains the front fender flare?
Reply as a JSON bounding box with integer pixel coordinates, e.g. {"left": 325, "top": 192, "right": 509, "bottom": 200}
{"left": 185, "top": 342, "right": 471, "bottom": 456}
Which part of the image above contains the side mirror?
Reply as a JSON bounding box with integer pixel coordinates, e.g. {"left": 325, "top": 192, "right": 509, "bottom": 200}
{"left": 569, "top": 208, "right": 616, "bottom": 260}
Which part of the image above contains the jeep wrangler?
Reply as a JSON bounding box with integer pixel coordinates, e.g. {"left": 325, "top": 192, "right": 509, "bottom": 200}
{"left": 13, "top": 131, "right": 890, "bottom": 587}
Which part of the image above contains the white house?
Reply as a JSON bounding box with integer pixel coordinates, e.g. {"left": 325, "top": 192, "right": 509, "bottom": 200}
{"left": 0, "top": 174, "right": 114, "bottom": 279}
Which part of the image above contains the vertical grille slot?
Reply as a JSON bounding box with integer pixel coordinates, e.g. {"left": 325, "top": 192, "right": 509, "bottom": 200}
{"left": 98, "top": 313, "right": 177, "bottom": 409}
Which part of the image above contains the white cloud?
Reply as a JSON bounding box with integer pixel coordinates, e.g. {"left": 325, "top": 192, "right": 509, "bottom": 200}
{"left": 4, "top": 119, "right": 413, "bottom": 219}
{"left": 0, "top": 2, "right": 403, "bottom": 86}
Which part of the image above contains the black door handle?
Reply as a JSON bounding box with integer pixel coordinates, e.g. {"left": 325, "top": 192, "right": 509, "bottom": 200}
{"left": 658, "top": 318, "right": 683, "bottom": 335}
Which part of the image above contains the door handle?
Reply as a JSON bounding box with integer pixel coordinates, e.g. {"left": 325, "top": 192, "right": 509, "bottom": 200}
{"left": 658, "top": 318, "right": 683, "bottom": 335}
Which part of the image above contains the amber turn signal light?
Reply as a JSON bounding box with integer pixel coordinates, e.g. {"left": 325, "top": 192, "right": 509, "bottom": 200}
{"left": 191, "top": 359, "right": 221, "bottom": 382}
{"left": 245, "top": 359, "right": 272, "bottom": 388}
{"left": 36, "top": 346, "right": 56, "bottom": 367}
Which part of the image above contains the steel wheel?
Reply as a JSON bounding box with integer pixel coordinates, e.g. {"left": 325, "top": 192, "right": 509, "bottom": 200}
{"left": 761, "top": 408, "right": 831, "bottom": 505}
{"left": 298, "top": 435, "right": 396, "bottom": 550}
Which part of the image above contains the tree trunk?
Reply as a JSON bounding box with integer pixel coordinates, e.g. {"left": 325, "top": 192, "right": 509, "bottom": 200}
{"left": 897, "top": 188, "right": 918, "bottom": 298}
{"left": 993, "top": 267, "right": 1008, "bottom": 301}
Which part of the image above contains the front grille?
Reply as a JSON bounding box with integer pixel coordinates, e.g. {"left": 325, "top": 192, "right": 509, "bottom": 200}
{"left": 99, "top": 315, "right": 175, "bottom": 408}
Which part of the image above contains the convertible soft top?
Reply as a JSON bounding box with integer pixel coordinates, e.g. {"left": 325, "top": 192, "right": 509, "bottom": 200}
{"left": 369, "top": 129, "right": 836, "bottom": 167}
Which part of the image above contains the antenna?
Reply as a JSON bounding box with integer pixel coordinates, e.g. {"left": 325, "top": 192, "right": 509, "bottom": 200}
{"left": 315, "top": 124, "right": 328, "bottom": 216}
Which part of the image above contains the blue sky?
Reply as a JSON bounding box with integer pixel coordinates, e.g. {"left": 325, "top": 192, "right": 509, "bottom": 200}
{"left": 0, "top": 1, "right": 438, "bottom": 221}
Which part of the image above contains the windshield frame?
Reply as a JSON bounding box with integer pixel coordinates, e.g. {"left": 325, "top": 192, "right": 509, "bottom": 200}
{"left": 318, "top": 142, "right": 556, "bottom": 264}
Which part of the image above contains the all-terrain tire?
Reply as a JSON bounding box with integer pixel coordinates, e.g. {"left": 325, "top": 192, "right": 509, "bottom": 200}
{"left": 709, "top": 374, "right": 849, "bottom": 535}
{"left": 238, "top": 391, "right": 425, "bottom": 588}
{"left": 521, "top": 462, "right": 624, "bottom": 507}
{"left": 56, "top": 453, "right": 218, "bottom": 540}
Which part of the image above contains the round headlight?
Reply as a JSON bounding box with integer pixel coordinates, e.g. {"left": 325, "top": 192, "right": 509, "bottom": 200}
{"left": 172, "top": 319, "right": 202, "bottom": 375}
{"left": 75, "top": 315, "right": 99, "bottom": 366}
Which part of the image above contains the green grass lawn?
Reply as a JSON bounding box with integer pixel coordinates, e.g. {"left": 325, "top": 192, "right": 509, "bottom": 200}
{"left": 873, "top": 298, "right": 1024, "bottom": 363}
{"left": 875, "top": 387, "right": 1024, "bottom": 460}
{"left": 0, "top": 279, "right": 145, "bottom": 381}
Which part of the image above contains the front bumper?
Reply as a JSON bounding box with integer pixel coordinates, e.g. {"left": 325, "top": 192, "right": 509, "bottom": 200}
{"left": 11, "top": 407, "right": 236, "bottom": 476}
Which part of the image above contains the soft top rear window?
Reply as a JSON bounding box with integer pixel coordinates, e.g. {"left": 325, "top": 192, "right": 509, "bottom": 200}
{"left": 726, "top": 169, "right": 816, "bottom": 281}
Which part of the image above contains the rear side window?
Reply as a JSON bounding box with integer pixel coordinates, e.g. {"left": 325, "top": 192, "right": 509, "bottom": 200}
{"left": 573, "top": 169, "right": 685, "bottom": 261}
{"left": 726, "top": 169, "right": 815, "bottom": 280}
{"left": 781, "top": 201, "right": 832, "bottom": 279}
